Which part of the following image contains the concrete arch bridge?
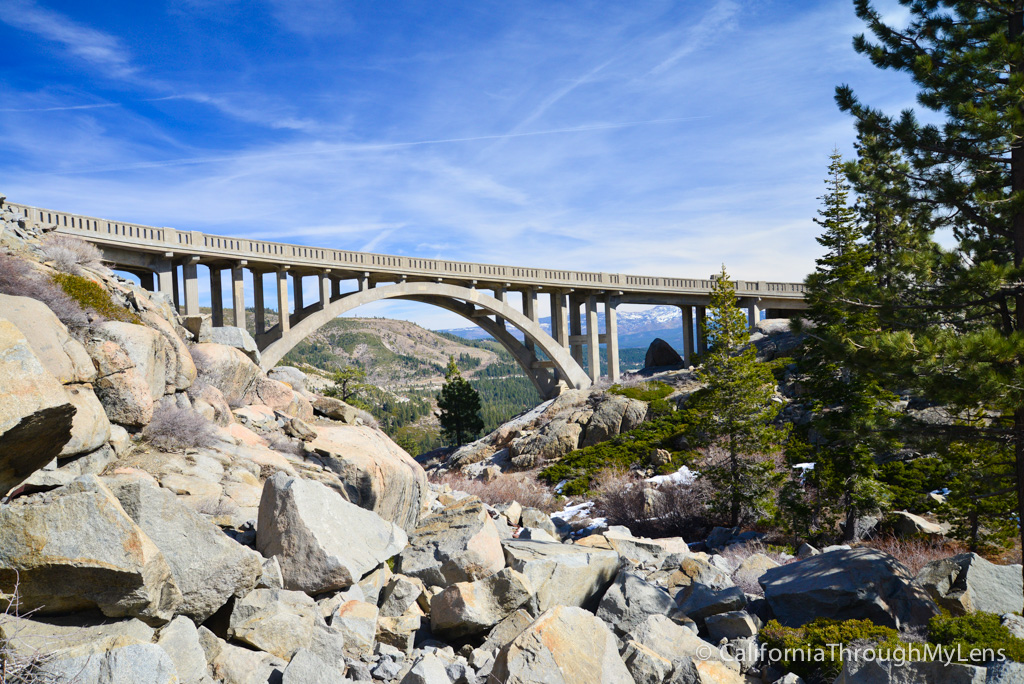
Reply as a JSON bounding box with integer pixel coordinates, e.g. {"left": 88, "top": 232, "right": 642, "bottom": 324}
{"left": 8, "top": 200, "right": 807, "bottom": 399}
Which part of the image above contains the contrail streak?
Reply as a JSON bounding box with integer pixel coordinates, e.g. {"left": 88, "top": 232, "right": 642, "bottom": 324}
{"left": 49, "top": 116, "right": 708, "bottom": 175}
{"left": 0, "top": 102, "right": 118, "bottom": 112}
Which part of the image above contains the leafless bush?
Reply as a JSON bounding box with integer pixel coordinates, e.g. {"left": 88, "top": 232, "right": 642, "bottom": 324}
{"left": 719, "top": 540, "right": 794, "bottom": 596}
{"left": 189, "top": 346, "right": 213, "bottom": 376}
{"left": 865, "top": 535, "right": 965, "bottom": 575}
{"left": 353, "top": 407, "right": 379, "bottom": 429}
{"left": 432, "top": 470, "right": 561, "bottom": 513}
{"left": 592, "top": 466, "right": 714, "bottom": 539}
{"left": 0, "top": 572, "right": 77, "bottom": 683}
{"left": 143, "top": 407, "right": 219, "bottom": 451}
{"left": 267, "top": 434, "right": 305, "bottom": 457}
{"left": 0, "top": 252, "right": 88, "bottom": 328}
{"left": 40, "top": 234, "right": 103, "bottom": 275}
{"left": 192, "top": 496, "right": 239, "bottom": 517}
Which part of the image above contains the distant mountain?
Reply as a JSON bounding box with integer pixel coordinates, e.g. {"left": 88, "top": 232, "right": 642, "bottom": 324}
{"left": 437, "top": 305, "right": 686, "bottom": 352}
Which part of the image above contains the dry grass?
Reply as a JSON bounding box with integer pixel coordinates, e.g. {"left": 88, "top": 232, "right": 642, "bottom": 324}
{"left": 0, "top": 573, "right": 78, "bottom": 683}
{"left": 432, "top": 470, "right": 562, "bottom": 513}
{"left": 592, "top": 466, "right": 714, "bottom": 540}
{"left": 353, "top": 407, "right": 379, "bottom": 429}
{"left": 0, "top": 252, "right": 88, "bottom": 329}
{"left": 719, "top": 540, "right": 794, "bottom": 595}
{"left": 267, "top": 434, "right": 305, "bottom": 457}
{"left": 40, "top": 234, "right": 103, "bottom": 275}
{"left": 143, "top": 407, "right": 219, "bottom": 451}
{"left": 864, "top": 535, "right": 966, "bottom": 575}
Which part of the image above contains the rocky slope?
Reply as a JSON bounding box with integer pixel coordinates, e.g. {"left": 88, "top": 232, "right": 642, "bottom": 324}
{"left": 0, "top": 196, "right": 1022, "bottom": 684}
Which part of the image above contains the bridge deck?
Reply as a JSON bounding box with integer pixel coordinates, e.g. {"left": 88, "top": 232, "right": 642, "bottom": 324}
{"left": 8, "top": 202, "right": 806, "bottom": 301}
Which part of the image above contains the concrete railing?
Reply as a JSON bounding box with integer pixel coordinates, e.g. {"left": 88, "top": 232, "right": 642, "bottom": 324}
{"left": 9, "top": 201, "right": 807, "bottom": 299}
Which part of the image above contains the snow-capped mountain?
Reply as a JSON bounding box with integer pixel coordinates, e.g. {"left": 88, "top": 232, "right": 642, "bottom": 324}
{"left": 436, "top": 305, "right": 686, "bottom": 350}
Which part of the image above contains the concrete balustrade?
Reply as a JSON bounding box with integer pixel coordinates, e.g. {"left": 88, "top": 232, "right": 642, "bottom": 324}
{"left": 7, "top": 199, "right": 807, "bottom": 398}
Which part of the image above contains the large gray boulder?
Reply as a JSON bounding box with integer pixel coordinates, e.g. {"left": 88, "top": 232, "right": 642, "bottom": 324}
{"left": 502, "top": 539, "right": 619, "bottom": 612}
{"left": 282, "top": 648, "right": 347, "bottom": 684}
{"left": 88, "top": 339, "right": 155, "bottom": 427}
{"left": 396, "top": 498, "right": 505, "bottom": 587}
{"left": 61, "top": 383, "right": 112, "bottom": 457}
{"left": 0, "top": 475, "right": 182, "bottom": 623}
{"left": 644, "top": 338, "right": 683, "bottom": 368}
{"left": 491, "top": 605, "right": 635, "bottom": 684}
{"left": 675, "top": 583, "right": 746, "bottom": 620}
{"left": 0, "top": 293, "right": 96, "bottom": 383}
{"left": 156, "top": 615, "right": 213, "bottom": 684}
{"left": 37, "top": 635, "right": 180, "bottom": 684}
{"left": 109, "top": 478, "right": 262, "bottom": 622}
{"left": 509, "top": 418, "right": 584, "bottom": 463}
{"left": 597, "top": 571, "right": 682, "bottom": 636}
{"left": 626, "top": 614, "right": 741, "bottom": 680}
{"left": 834, "top": 656, "right": 987, "bottom": 683}
{"left": 95, "top": 321, "right": 173, "bottom": 400}
{"left": 431, "top": 567, "right": 535, "bottom": 639}
{"left": 209, "top": 326, "right": 260, "bottom": 365}
{"left": 581, "top": 394, "right": 648, "bottom": 448}
{"left": 0, "top": 318, "right": 76, "bottom": 495}
{"left": 257, "top": 472, "right": 408, "bottom": 594}
{"left": 191, "top": 343, "right": 262, "bottom": 406}
{"left": 915, "top": 553, "right": 1024, "bottom": 616}
{"left": 760, "top": 548, "right": 939, "bottom": 628}
{"left": 311, "top": 425, "right": 429, "bottom": 533}
{"left": 228, "top": 588, "right": 324, "bottom": 660}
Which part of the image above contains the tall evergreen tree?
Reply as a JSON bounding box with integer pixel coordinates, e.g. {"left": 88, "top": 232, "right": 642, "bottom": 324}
{"left": 793, "top": 150, "right": 901, "bottom": 541}
{"left": 686, "top": 266, "right": 788, "bottom": 527}
{"left": 437, "top": 356, "right": 484, "bottom": 447}
{"left": 837, "top": 0, "right": 1024, "bottom": 571}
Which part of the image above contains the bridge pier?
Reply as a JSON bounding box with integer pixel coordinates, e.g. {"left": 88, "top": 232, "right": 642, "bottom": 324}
{"left": 137, "top": 272, "right": 155, "bottom": 292}
{"left": 293, "top": 274, "right": 303, "bottom": 319}
{"left": 605, "top": 294, "right": 619, "bottom": 383}
{"left": 231, "top": 265, "right": 246, "bottom": 328}
{"left": 743, "top": 297, "right": 761, "bottom": 330}
{"left": 586, "top": 295, "right": 600, "bottom": 383}
{"left": 210, "top": 268, "right": 224, "bottom": 327}
{"left": 183, "top": 259, "right": 200, "bottom": 316}
{"left": 696, "top": 305, "right": 708, "bottom": 354}
{"left": 522, "top": 289, "right": 537, "bottom": 356}
{"left": 318, "top": 272, "right": 331, "bottom": 311}
{"left": 156, "top": 261, "right": 173, "bottom": 299}
{"left": 681, "top": 305, "right": 695, "bottom": 366}
{"left": 254, "top": 271, "right": 266, "bottom": 335}
{"left": 172, "top": 266, "right": 181, "bottom": 312}
{"left": 277, "top": 269, "right": 290, "bottom": 333}
{"left": 568, "top": 293, "right": 583, "bottom": 366}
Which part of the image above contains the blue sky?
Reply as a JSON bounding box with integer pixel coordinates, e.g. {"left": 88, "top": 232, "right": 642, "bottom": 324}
{"left": 0, "top": 0, "right": 915, "bottom": 329}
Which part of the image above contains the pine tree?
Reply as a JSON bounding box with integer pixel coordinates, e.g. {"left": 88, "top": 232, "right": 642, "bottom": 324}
{"left": 792, "top": 150, "right": 901, "bottom": 541}
{"left": 437, "top": 356, "right": 484, "bottom": 447}
{"left": 837, "top": 0, "right": 1024, "bottom": 573}
{"left": 685, "top": 266, "right": 788, "bottom": 527}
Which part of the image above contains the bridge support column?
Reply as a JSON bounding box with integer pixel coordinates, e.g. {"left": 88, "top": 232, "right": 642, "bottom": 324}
{"left": 231, "top": 265, "right": 246, "bottom": 328}
{"left": 586, "top": 295, "right": 600, "bottom": 383}
{"left": 319, "top": 272, "right": 331, "bottom": 311}
{"left": 172, "top": 266, "right": 181, "bottom": 312}
{"left": 746, "top": 298, "right": 761, "bottom": 330}
{"left": 210, "top": 268, "right": 224, "bottom": 327}
{"left": 493, "top": 287, "right": 506, "bottom": 330}
{"left": 293, "top": 274, "right": 303, "bottom": 315}
{"left": 696, "top": 305, "right": 708, "bottom": 354}
{"left": 681, "top": 305, "right": 695, "bottom": 366}
{"left": 569, "top": 294, "right": 583, "bottom": 365}
{"left": 605, "top": 294, "right": 619, "bottom": 383}
{"left": 331, "top": 277, "right": 342, "bottom": 301}
{"left": 155, "top": 261, "right": 173, "bottom": 300}
{"left": 138, "top": 272, "right": 155, "bottom": 292}
{"left": 358, "top": 272, "right": 369, "bottom": 292}
{"left": 253, "top": 272, "right": 266, "bottom": 335}
{"left": 183, "top": 259, "right": 200, "bottom": 316}
{"left": 550, "top": 292, "right": 568, "bottom": 348}
{"left": 277, "top": 269, "right": 290, "bottom": 333}
{"left": 522, "top": 289, "right": 537, "bottom": 355}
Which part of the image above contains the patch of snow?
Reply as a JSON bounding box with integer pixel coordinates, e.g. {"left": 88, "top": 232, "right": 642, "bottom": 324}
{"left": 645, "top": 465, "right": 698, "bottom": 486}
{"left": 793, "top": 462, "right": 815, "bottom": 471}
{"left": 551, "top": 501, "right": 594, "bottom": 521}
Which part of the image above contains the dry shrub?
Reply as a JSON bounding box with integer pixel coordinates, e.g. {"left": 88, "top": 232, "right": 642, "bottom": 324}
{"left": 354, "top": 407, "right": 379, "bottom": 429}
{"left": 719, "top": 540, "right": 794, "bottom": 596}
{"left": 0, "top": 573, "right": 77, "bottom": 683}
{"left": 267, "top": 434, "right": 305, "bottom": 457}
{"left": 192, "top": 496, "right": 239, "bottom": 517}
{"left": 432, "top": 470, "right": 560, "bottom": 513}
{"left": 189, "top": 345, "right": 213, "bottom": 376}
{"left": 40, "top": 234, "right": 103, "bottom": 275}
{"left": 143, "top": 407, "right": 219, "bottom": 451}
{"left": 0, "top": 252, "right": 88, "bottom": 328}
{"left": 592, "top": 466, "right": 714, "bottom": 539}
{"left": 865, "top": 535, "right": 966, "bottom": 575}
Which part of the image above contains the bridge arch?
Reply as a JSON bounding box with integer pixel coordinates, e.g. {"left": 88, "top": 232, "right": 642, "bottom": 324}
{"left": 257, "top": 281, "right": 591, "bottom": 399}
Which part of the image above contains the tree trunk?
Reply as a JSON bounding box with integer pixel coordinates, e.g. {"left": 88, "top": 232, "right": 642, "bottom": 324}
{"left": 1010, "top": 1, "right": 1024, "bottom": 588}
